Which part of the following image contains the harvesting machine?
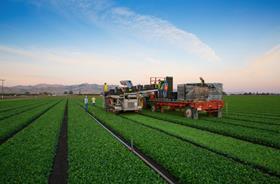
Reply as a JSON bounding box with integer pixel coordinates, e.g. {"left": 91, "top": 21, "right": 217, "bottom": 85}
{"left": 104, "top": 77, "right": 224, "bottom": 119}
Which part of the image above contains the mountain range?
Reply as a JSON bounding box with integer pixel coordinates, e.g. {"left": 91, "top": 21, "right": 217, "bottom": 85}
{"left": 3, "top": 83, "right": 115, "bottom": 95}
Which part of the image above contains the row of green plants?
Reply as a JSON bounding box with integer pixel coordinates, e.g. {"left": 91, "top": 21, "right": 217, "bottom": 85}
{"left": 223, "top": 113, "right": 280, "bottom": 125}
{"left": 0, "top": 99, "right": 66, "bottom": 183}
{"left": 224, "top": 111, "right": 280, "bottom": 120}
{"left": 68, "top": 99, "right": 164, "bottom": 183}
{"left": 204, "top": 116, "right": 280, "bottom": 133}
{"left": 88, "top": 103, "right": 280, "bottom": 183}
{"left": 122, "top": 113, "right": 280, "bottom": 176}
{"left": 94, "top": 96, "right": 280, "bottom": 146}
{"left": 0, "top": 99, "right": 61, "bottom": 143}
{"left": 0, "top": 101, "right": 47, "bottom": 120}
{"left": 141, "top": 110, "right": 280, "bottom": 149}
{"left": 0, "top": 97, "right": 52, "bottom": 111}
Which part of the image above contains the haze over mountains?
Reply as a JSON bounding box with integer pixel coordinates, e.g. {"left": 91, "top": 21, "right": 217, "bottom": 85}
{"left": 3, "top": 83, "right": 114, "bottom": 95}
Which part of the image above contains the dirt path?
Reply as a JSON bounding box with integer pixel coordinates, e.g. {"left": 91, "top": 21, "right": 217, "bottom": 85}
{"left": 49, "top": 100, "right": 68, "bottom": 184}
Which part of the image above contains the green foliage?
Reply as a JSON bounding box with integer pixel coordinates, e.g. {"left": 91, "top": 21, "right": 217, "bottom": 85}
{"left": 223, "top": 95, "right": 280, "bottom": 115}
{"left": 206, "top": 115, "right": 280, "bottom": 133}
{"left": 0, "top": 99, "right": 60, "bottom": 142}
{"left": 122, "top": 113, "right": 280, "bottom": 176}
{"left": 68, "top": 99, "right": 164, "bottom": 184}
{"left": 0, "top": 101, "right": 46, "bottom": 120}
{"left": 0, "top": 100, "right": 65, "bottom": 183}
{"left": 141, "top": 110, "right": 280, "bottom": 149}
{"left": 89, "top": 105, "right": 280, "bottom": 184}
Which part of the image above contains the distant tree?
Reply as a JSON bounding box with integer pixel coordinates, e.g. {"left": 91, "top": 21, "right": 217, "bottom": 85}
{"left": 69, "top": 90, "right": 73, "bottom": 94}
{"left": 64, "top": 91, "right": 68, "bottom": 94}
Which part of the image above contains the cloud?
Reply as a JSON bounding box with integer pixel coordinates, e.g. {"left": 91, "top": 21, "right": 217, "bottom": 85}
{"left": 110, "top": 7, "right": 220, "bottom": 61}
{"left": 41, "top": 0, "right": 219, "bottom": 61}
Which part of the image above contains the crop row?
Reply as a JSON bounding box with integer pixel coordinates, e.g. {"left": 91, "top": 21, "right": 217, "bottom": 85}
{"left": 87, "top": 103, "right": 280, "bottom": 183}
{"left": 0, "top": 99, "right": 61, "bottom": 143}
{"left": 223, "top": 115, "right": 280, "bottom": 126}
{"left": 68, "top": 99, "right": 164, "bottom": 183}
{"left": 223, "top": 96, "right": 280, "bottom": 114}
{"left": 122, "top": 113, "right": 280, "bottom": 176}
{"left": 203, "top": 116, "right": 280, "bottom": 133}
{"left": 0, "top": 101, "right": 47, "bottom": 121}
{"left": 0, "top": 97, "right": 51, "bottom": 111}
{"left": 223, "top": 111, "right": 280, "bottom": 120}
{"left": 93, "top": 96, "right": 280, "bottom": 147}
{"left": 0, "top": 99, "right": 65, "bottom": 183}
{"left": 141, "top": 110, "right": 280, "bottom": 149}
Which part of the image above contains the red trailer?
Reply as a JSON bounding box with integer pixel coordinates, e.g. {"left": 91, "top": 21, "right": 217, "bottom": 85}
{"left": 150, "top": 99, "right": 224, "bottom": 119}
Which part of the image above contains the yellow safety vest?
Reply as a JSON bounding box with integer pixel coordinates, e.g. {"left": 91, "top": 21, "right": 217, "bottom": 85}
{"left": 104, "top": 84, "right": 108, "bottom": 92}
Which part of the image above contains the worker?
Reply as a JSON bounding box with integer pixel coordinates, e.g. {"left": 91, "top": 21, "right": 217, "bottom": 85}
{"left": 163, "top": 80, "right": 168, "bottom": 98}
{"left": 84, "top": 96, "right": 88, "bottom": 112}
{"left": 103, "top": 82, "right": 109, "bottom": 110}
{"left": 103, "top": 82, "right": 109, "bottom": 96}
{"left": 91, "top": 96, "right": 96, "bottom": 106}
{"left": 200, "top": 77, "right": 205, "bottom": 86}
{"left": 157, "top": 79, "right": 162, "bottom": 98}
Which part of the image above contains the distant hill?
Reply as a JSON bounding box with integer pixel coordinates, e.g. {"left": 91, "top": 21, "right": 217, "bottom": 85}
{"left": 3, "top": 83, "right": 116, "bottom": 95}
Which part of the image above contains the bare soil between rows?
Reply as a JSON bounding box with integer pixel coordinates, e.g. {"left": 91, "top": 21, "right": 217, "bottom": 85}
{"left": 49, "top": 100, "right": 68, "bottom": 184}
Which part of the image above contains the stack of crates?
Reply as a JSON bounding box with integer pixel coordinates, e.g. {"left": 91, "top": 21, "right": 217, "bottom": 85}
{"left": 177, "top": 83, "right": 223, "bottom": 101}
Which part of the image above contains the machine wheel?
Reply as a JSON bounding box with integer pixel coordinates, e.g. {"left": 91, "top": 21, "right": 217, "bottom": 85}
{"left": 217, "top": 109, "right": 222, "bottom": 118}
{"left": 184, "top": 107, "right": 193, "bottom": 119}
{"left": 151, "top": 105, "right": 156, "bottom": 112}
{"left": 192, "top": 109, "right": 199, "bottom": 120}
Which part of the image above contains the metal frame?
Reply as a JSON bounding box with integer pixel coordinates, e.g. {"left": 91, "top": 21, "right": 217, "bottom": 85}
{"left": 150, "top": 77, "right": 165, "bottom": 85}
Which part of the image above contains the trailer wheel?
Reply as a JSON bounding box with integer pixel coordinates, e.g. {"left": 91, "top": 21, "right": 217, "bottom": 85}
{"left": 151, "top": 105, "right": 156, "bottom": 112}
{"left": 185, "top": 107, "right": 192, "bottom": 119}
{"left": 192, "top": 109, "right": 198, "bottom": 120}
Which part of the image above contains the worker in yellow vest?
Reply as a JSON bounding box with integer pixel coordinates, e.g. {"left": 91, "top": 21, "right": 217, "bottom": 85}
{"left": 91, "top": 96, "right": 96, "bottom": 106}
{"left": 103, "top": 82, "right": 109, "bottom": 96}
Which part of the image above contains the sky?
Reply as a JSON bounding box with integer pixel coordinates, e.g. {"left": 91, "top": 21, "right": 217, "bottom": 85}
{"left": 0, "top": 0, "right": 279, "bottom": 92}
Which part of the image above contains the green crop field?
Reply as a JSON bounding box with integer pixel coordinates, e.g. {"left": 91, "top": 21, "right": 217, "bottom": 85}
{"left": 0, "top": 95, "right": 279, "bottom": 183}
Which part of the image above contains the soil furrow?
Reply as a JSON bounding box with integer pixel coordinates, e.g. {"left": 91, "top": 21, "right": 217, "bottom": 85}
{"left": 49, "top": 100, "right": 68, "bottom": 184}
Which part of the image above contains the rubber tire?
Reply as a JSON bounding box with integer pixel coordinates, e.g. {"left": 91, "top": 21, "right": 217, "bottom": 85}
{"left": 185, "top": 107, "right": 192, "bottom": 119}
